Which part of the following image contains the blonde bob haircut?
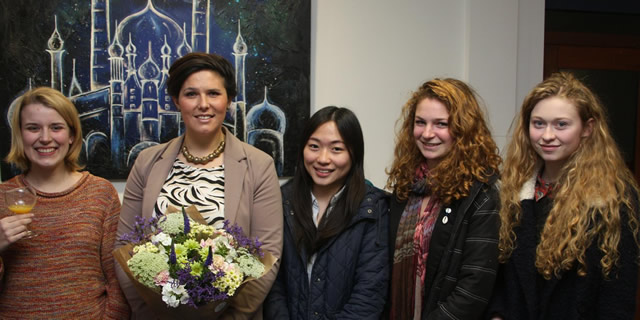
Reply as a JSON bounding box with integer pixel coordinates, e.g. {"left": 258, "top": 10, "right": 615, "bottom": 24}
{"left": 386, "top": 78, "right": 501, "bottom": 204}
{"left": 6, "top": 87, "right": 84, "bottom": 173}
{"left": 499, "top": 72, "right": 640, "bottom": 278}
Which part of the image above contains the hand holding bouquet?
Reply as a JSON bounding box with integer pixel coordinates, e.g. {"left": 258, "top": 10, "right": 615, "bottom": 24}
{"left": 114, "top": 206, "right": 275, "bottom": 318}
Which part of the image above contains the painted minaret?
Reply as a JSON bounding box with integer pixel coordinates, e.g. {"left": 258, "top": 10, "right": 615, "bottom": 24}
{"left": 191, "top": 0, "right": 210, "bottom": 52}
{"left": 46, "top": 15, "right": 65, "bottom": 92}
{"left": 177, "top": 23, "right": 193, "bottom": 58}
{"left": 139, "top": 42, "right": 161, "bottom": 143}
{"left": 123, "top": 33, "right": 141, "bottom": 150}
{"left": 68, "top": 59, "right": 83, "bottom": 97}
{"left": 90, "top": 0, "right": 111, "bottom": 90}
{"left": 159, "top": 35, "right": 177, "bottom": 143}
{"left": 108, "top": 23, "right": 125, "bottom": 170}
{"left": 232, "top": 19, "right": 248, "bottom": 141}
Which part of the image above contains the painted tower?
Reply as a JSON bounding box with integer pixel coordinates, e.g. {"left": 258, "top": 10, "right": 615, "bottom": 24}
{"left": 232, "top": 20, "right": 248, "bottom": 141}
{"left": 68, "top": 59, "right": 83, "bottom": 97}
{"left": 139, "top": 42, "right": 161, "bottom": 143}
{"left": 108, "top": 24, "right": 125, "bottom": 170}
{"left": 46, "top": 16, "right": 65, "bottom": 92}
{"left": 191, "top": 0, "right": 210, "bottom": 52}
{"left": 90, "top": 0, "right": 111, "bottom": 90}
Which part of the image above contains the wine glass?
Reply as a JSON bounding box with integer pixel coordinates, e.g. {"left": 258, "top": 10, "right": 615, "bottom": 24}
{"left": 4, "top": 186, "right": 38, "bottom": 238}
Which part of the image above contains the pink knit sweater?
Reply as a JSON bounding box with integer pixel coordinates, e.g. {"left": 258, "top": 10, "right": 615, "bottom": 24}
{"left": 0, "top": 172, "right": 130, "bottom": 319}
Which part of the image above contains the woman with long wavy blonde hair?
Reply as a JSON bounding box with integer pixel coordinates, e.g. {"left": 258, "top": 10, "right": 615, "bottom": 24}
{"left": 488, "top": 72, "right": 640, "bottom": 320}
{"left": 385, "top": 78, "right": 501, "bottom": 319}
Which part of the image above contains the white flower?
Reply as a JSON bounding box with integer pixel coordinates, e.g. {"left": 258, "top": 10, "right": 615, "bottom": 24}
{"left": 237, "top": 255, "right": 265, "bottom": 278}
{"left": 162, "top": 293, "right": 180, "bottom": 308}
{"left": 162, "top": 282, "right": 190, "bottom": 308}
{"left": 214, "top": 236, "right": 231, "bottom": 249}
{"left": 152, "top": 232, "right": 172, "bottom": 246}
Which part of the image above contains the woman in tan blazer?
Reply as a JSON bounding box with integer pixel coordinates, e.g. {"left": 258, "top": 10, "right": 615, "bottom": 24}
{"left": 115, "top": 52, "right": 283, "bottom": 320}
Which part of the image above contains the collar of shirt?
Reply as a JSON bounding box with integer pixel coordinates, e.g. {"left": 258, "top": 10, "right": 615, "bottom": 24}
{"left": 535, "top": 173, "right": 555, "bottom": 202}
{"left": 311, "top": 185, "right": 346, "bottom": 227}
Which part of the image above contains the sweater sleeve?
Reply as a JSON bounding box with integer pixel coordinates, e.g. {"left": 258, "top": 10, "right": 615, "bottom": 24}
{"left": 102, "top": 186, "right": 131, "bottom": 319}
{"left": 426, "top": 186, "right": 500, "bottom": 320}
{"left": 334, "top": 195, "right": 390, "bottom": 319}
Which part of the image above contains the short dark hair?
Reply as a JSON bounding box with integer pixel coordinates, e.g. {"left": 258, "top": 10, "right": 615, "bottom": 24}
{"left": 167, "top": 52, "right": 237, "bottom": 99}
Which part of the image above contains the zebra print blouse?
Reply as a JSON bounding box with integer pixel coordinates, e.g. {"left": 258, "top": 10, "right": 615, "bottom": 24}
{"left": 154, "top": 159, "right": 225, "bottom": 227}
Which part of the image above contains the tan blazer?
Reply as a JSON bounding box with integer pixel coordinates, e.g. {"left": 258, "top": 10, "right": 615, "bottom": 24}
{"left": 115, "top": 129, "right": 283, "bottom": 319}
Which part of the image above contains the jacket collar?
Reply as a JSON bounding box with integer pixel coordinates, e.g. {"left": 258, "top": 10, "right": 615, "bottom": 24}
{"left": 221, "top": 127, "right": 247, "bottom": 225}
{"left": 519, "top": 166, "right": 539, "bottom": 201}
{"left": 142, "top": 136, "right": 183, "bottom": 218}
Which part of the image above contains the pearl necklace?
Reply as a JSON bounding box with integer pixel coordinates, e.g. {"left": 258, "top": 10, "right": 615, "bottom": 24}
{"left": 181, "top": 140, "right": 225, "bottom": 164}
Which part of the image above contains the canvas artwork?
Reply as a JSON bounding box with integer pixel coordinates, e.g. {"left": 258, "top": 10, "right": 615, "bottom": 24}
{"left": 0, "top": 0, "right": 310, "bottom": 180}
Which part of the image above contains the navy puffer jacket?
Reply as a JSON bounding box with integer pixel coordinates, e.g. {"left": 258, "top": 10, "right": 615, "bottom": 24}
{"left": 264, "top": 182, "right": 390, "bottom": 319}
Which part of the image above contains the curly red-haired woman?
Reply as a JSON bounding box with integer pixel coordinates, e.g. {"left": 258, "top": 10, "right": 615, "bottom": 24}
{"left": 386, "top": 78, "right": 501, "bottom": 319}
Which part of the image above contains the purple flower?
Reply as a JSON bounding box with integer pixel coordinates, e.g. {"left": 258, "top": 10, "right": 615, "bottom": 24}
{"left": 169, "top": 242, "right": 177, "bottom": 265}
{"left": 175, "top": 261, "right": 228, "bottom": 307}
{"left": 182, "top": 206, "right": 191, "bottom": 234}
{"left": 118, "top": 216, "right": 160, "bottom": 244}
{"left": 222, "top": 220, "right": 264, "bottom": 257}
{"left": 204, "top": 246, "right": 213, "bottom": 268}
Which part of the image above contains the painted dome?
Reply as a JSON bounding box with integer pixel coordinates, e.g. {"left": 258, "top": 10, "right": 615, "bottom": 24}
{"left": 139, "top": 42, "right": 161, "bottom": 80}
{"left": 115, "top": 0, "right": 183, "bottom": 63}
{"left": 247, "top": 87, "right": 286, "bottom": 133}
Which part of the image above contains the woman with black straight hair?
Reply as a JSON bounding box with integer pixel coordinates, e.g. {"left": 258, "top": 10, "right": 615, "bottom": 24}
{"left": 264, "top": 106, "right": 389, "bottom": 319}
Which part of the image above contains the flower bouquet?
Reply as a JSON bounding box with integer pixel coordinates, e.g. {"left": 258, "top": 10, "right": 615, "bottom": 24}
{"left": 113, "top": 206, "right": 276, "bottom": 319}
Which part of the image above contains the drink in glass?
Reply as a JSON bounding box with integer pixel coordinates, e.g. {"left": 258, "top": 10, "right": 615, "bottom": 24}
{"left": 4, "top": 186, "right": 38, "bottom": 238}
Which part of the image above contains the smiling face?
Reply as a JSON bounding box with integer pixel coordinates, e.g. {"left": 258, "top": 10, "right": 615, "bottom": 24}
{"left": 173, "top": 70, "right": 230, "bottom": 142}
{"left": 303, "top": 121, "right": 353, "bottom": 197}
{"left": 413, "top": 97, "right": 454, "bottom": 168}
{"left": 529, "top": 96, "right": 593, "bottom": 173}
{"left": 20, "top": 103, "right": 74, "bottom": 175}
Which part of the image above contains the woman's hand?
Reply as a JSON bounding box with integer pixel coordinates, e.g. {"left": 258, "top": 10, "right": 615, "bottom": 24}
{"left": 0, "top": 214, "right": 33, "bottom": 253}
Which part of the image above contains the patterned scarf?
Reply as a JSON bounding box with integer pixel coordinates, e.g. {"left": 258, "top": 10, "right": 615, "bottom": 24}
{"left": 389, "top": 162, "right": 441, "bottom": 319}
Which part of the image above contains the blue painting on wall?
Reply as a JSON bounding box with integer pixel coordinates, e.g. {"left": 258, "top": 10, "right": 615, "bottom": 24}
{"left": 0, "top": 0, "right": 310, "bottom": 180}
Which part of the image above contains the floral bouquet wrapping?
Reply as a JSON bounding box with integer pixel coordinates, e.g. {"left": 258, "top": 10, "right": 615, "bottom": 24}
{"left": 113, "top": 206, "right": 276, "bottom": 319}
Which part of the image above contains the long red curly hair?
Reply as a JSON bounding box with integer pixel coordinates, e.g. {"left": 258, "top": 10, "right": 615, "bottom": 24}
{"left": 386, "top": 78, "right": 501, "bottom": 204}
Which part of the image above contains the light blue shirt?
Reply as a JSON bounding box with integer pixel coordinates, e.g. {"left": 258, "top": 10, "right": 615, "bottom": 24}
{"left": 307, "top": 186, "right": 346, "bottom": 282}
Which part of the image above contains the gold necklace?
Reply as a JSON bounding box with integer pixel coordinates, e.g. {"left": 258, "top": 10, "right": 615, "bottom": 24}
{"left": 181, "top": 140, "right": 225, "bottom": 164}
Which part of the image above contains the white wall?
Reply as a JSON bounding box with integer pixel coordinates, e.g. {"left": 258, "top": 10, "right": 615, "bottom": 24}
{"left": 111, "top": 0, "right": 545, "bottom": 196}
{"left": 313, "top": 0, "right": 544, "bottom": 188}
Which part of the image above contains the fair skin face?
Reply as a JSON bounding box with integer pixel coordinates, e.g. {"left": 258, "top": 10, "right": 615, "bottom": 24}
{"left": 529, "top": 96, "right": 594, "bottom": 182}
{"left": 21, "top": 103, "right": 75, "bottom": 181}
{"left": 303, "top": 121, "right": 352, "bottom": 221}
{"left": 173, "top": 70, "right": 230, "bottom": 168}
{"left": 1, "top": 102, "right": 82, "bottom": 251}
{"left": 413, "top": 98, "right": 454, "bottom": 169}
